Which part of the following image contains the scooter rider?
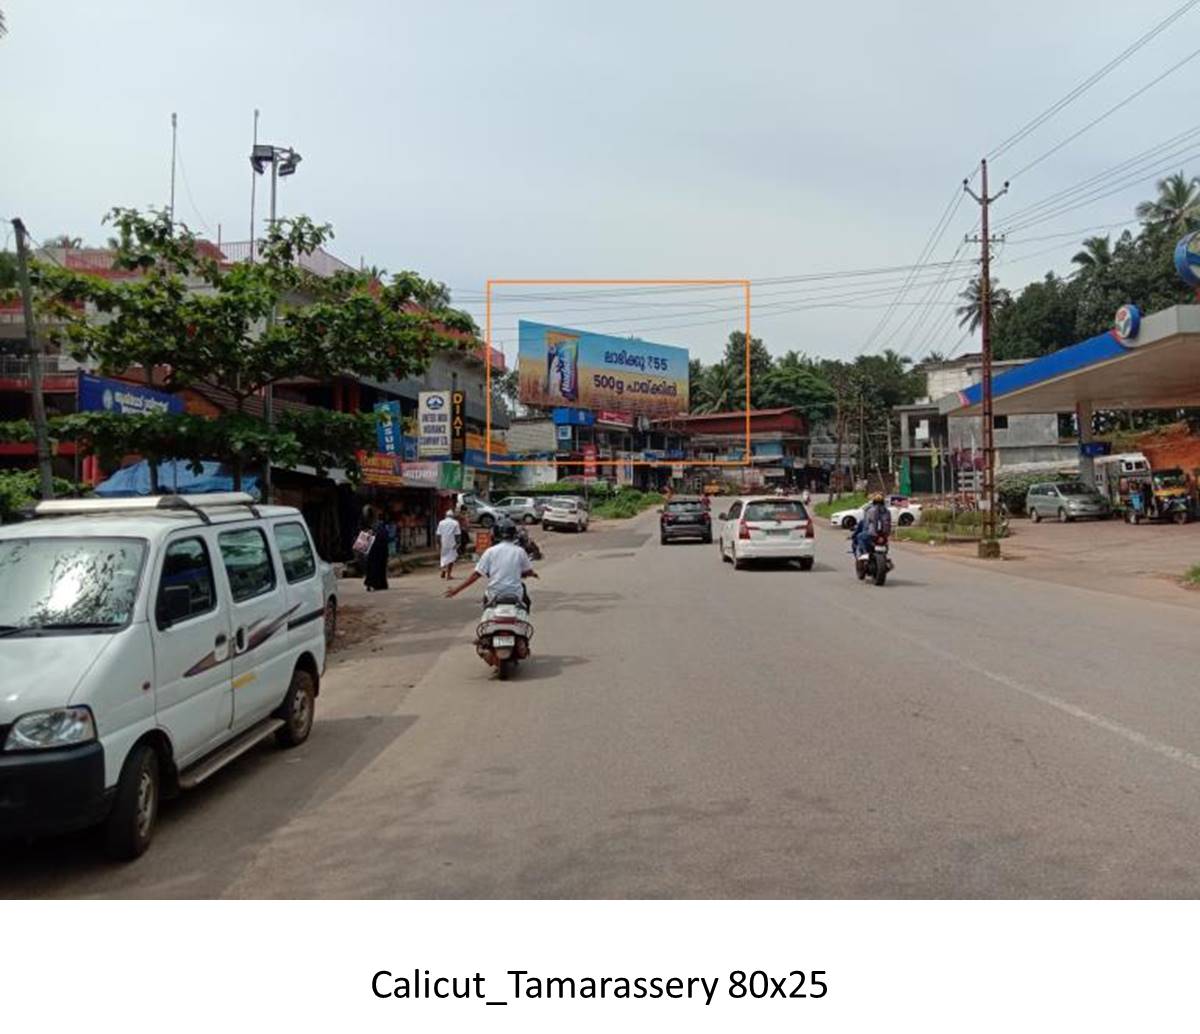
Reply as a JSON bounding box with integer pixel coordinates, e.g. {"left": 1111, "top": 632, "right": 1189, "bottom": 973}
{"left": 853, "top": 493, "right": 892, "bottom": 558}
{"left": 445, "top": 519, "right": 537, "bottom": 609}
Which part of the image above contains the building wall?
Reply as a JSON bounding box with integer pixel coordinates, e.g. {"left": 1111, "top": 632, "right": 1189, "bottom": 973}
{"left": 506, "top": 419, "right": 557, "bottom": 456}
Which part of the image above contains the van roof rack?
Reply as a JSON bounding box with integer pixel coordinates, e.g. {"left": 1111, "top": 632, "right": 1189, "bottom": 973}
{"left": 31, "top": 492, "right": 261, "bottom": 525}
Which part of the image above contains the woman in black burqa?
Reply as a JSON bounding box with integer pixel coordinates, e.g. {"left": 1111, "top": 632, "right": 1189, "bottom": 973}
{"left": 362, "top": 505, "right": 390, "bottom": 591}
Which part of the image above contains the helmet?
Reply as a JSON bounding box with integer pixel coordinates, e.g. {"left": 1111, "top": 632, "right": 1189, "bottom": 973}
{"left": 496, "top": 519, "right": 518, "bottom": 541}
{"left": 872, "top": 493, "right": 885, "bottom": 504}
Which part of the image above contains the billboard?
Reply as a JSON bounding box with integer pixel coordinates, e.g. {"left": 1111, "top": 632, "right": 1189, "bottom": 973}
{"left": 78, "top": 373, "right": 183, "bottom": 415}
{"left": 374, "top": 400, "right": 402, "bottom": 455}
{"left": 518, "top": 320, "right": 689, "bottom": 417}
{"left": 418, "top": 391, "right": 451, "bottom": 457}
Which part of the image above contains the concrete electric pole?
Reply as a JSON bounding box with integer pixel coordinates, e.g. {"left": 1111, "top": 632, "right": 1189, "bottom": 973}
{"left": 963, "top": 159, "right": 1008, "bottom": 559}
{"left": 11, "top": 218, "right": 55, "bottom": 501}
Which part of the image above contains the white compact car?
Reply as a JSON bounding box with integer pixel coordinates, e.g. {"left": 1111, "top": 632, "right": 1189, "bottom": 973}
{"left": 0, "top": 493, "right": 329, "bottom": 860}
{"left": 542, "top": 499, "right": 589, "bottom": 532}
{"left": 717, "top": 496, "right": 815, "bottom": 570}
{"left": 829, "top": 500, "right": 922, "bottom": 530}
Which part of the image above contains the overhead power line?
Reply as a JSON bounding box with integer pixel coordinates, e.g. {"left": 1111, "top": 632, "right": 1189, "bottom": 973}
{"left": 988, "top": 0, "right": 1200, "bottom": 161}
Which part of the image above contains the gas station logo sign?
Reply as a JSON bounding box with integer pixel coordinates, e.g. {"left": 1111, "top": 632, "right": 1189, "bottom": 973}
{"left": 1114, "top": 304, "right": 1141, "bottom": 342}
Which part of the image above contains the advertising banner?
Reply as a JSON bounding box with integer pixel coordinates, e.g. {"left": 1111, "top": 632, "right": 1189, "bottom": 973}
{"left": 77, "top": 372, "right": 183, "bottom": 415}
{"left": 358, "top": 451, "right": 404, "bottom": 487}
{"left": 374, "top": 400, "right": 402, "bottom": 455}
{"left": 438, "top": 462, "right": 463, "bottom": 491}
{"left": 400, "top": 461, "right": 440, "bottom": 488}
{"left": 418, "top": 391, "right": 451, "bottom": 457}
{"left": 583, "top": 443, "right": 598, "bottom": 483}
{"left": 451, "top": 389, "right": 466, "bottom": 459}
{"left": 518, "top": 320, "right": 689, "bottom": 417}
{"left": 557, "top": 425, "right": 573, "bottom": 443}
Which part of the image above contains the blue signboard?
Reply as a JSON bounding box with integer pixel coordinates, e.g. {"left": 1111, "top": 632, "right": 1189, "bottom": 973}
{"left": 1175, "top": 230, "right": 1200, "bottom": 289}
{"left": 78, "top": 373, "right": 183, "bottom": 415}
{"left": 374, "top": 400, "right": 402, "bottom": 455}
{"left": 752, "top": 441, "right": 784, "bottom": 458}
{"left": 552, "top": 407, "right": 595, "bottom": 426}
{"left": 1080, "top": 441, "right": 1111, "bottom": 457}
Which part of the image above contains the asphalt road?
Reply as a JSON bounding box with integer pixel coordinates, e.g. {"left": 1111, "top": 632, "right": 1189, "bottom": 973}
{"left": 7, "top": 505, "right": 1200, "bottom": 898}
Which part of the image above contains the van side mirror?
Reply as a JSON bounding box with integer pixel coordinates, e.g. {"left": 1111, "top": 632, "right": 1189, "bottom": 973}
{"left": 158, "top": 585, "right": 192, "bottom": 627}
{"left": 718, "top": 512, "right": 729, "bottom": 521}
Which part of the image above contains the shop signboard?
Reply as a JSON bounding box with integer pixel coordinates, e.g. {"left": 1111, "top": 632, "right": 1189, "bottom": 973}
{"left": 519, "top": 320, "right": 689, "bottom": 417}
{"left": 358, "top": 451, "right": 404, "bottom": 487}
{"left": 374, "top": 400, "right": 402, "bottom": 455}
{"left": 556, "top": 425, "right": 573, "bottom": 443}
{"left": 78, "top": 372, "right": 183, "bottom": 415}
{"left": 439, "top": 462, "right": 463, "bottom": 490}
{"left": 418, "top": 391, "right": 451, "bottom": 457}
{"left": 451, "top": 390, "right": 466, "bottom": 459}
{"left": 400, "top": 461, "right": 441, "bottom": 488}
{"left": 596, "top": 409, "right": 634, "bottom": 427}
{"left": 671, "top": 463, "right": 684, "bottom": 479}
{"left": 583, "top": 443, "right": 598, "bottom": 483}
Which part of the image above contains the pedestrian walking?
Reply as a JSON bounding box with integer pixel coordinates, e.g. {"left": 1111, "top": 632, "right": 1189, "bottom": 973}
{"left": 361, "top": 505, "right": 390, "bottom": 592}
{"left": 436, "top": 509, "right": 461, "bottom": 580}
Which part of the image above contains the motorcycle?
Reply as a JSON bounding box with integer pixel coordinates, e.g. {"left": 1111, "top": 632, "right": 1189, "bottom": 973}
{"left": 516, "top": 526, "right": 543, "bottom": 560}
{"left": 475, "top": 592, "right": 534, "bottom": 680}
{"left": 853, "top": 532, "right": 893, "bottom": 586}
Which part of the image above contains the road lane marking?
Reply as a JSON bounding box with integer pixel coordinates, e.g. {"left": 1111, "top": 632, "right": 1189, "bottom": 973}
{"left": 826, "top": 595, "right": 1200, "bottom": 775}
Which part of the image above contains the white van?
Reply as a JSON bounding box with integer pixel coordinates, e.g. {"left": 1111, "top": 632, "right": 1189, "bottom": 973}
{"left": 0, "top": 493, "right": 328, "bottom": 859}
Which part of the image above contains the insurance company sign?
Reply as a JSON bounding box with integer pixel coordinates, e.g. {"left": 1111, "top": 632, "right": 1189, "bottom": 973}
{"left": 418, "top": 391, "right": 451, "bottom": 457}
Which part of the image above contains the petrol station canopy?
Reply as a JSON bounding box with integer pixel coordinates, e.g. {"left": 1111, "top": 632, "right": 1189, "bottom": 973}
{"left": 940, "top": 304, "right": 1200, "bottom": 417}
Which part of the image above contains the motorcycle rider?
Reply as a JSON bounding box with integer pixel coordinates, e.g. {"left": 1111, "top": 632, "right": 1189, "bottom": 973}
{"left": 445, "top": 518, "right": 537, "bottom": 610}
{"left": 853, "top": 493, "right": 892, "bottom": 558}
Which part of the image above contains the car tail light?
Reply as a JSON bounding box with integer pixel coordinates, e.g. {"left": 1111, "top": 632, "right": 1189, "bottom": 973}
{"left": 803, "top": 519, "right": 814, "bottom": 539}
{"left": 738, "top": 519, "right": 751, "bottom": 540}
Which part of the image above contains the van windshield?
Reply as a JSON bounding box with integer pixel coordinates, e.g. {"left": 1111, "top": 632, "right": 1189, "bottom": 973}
{"left": 0, "top": 537, "right": 146, "bottom": 634}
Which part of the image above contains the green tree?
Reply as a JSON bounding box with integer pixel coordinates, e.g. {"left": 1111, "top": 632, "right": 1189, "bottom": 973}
{"left": 760, "top": 351, "right": 835, "bottom": 421}
{"left": 41, "top": 234, "right": 83, "bottom": 249}
{"left": 1071, "top": 235, "right": 1113, "bottom": 273}
{"left": 1135, "top": 172, "right": 1200, "bottom": 234}
{"left": 722, "top": 330, "right": 773, "bottom": 406}
{"left": 0, "top": 250, "right": 17, "bottom": 290}
{"left": 992, "top": 273, "right": 1080, "bottom": 360}
{"left": 692, "top": 362, "right": 740, "bottom": 413}
{"left": 956, "top": 275, "right": 1011, "bottom": 334}
{"left": 32, "top": 207, "right": 475, "bottom": 489}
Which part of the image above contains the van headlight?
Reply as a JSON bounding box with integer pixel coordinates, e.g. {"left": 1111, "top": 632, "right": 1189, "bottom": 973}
{"left": 4, "top": 707, "right": 97, "bottom": 751}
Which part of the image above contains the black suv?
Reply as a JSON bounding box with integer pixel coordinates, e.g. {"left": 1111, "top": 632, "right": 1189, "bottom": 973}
{"left": 660, "top": 497, "right": 712, "bottom": 544}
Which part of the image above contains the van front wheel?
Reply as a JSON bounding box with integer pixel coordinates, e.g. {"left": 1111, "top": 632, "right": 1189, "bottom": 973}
{"left": 104, "top": 743, "right": 160, "bottom": 861}
{"left": 276, "top": 668, "right": 316, "bottom": 748}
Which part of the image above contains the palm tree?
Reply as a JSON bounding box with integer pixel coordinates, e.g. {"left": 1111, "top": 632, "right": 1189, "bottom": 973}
{"left": 956, "top": 276, "right": 1011, "bottom": 334}
{"left": 692, "top": 362, "right": 739, "bottom": 413}
{"left": 1135, "top": 172, "right": 1200, "bottom": 234}
{"left": 1071, "top": 234, "right": 1113, "bottom": 273}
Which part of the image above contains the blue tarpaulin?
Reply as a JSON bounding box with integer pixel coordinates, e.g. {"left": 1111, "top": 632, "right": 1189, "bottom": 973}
{"left": 94, "top": 460, "right": 261, "bottom": 499}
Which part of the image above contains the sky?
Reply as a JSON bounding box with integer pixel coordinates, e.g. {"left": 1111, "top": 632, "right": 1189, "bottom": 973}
{"left": 3, "top": 0, "right": 1198, "bottom": 367}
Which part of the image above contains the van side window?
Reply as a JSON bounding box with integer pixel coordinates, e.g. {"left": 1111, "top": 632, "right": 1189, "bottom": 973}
{"left": 157, "top": 537, "right": 216, "bottom": 627}
{"left": 727, "top": 502, "right": 742, "bottom": 519}
{"left": 218, "top": 527, "right": 277, "bottom": 602}
{"left": 274, "top": 521, "right": 316, "bottom": 583}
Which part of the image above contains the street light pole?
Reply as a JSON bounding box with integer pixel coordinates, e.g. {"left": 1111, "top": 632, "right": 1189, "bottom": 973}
{"left": 263, "top": 157, "right": 278, "bottom": 504}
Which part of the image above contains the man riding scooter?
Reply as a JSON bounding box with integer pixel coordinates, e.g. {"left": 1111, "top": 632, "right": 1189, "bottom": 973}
{"left": 445, "top": 518, "right": 538, "bottom": 610}
{"left": 853, "top": 493, "right": 892, "bottom": 558}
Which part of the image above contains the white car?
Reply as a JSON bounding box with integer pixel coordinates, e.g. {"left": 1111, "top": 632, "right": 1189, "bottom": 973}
{"left": 542, "top": 499, "right": 589, "bottom": 532}
{"left": 829, "top": 500, "right": 922, "bottom": 530}
{"left": 0, "top": 492, "right": 328, "bottom": 860}
{"left": 320, "top": 558, "right": 339, "bottom": 649}
{"left": 716, "top": 495, "right": 815, "bottom": 570}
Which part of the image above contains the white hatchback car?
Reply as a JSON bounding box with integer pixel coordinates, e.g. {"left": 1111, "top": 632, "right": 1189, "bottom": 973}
{"left": 0, "top": 493, "right": 328, "bottom": 860}
{"left": 717, "top": 496, "right": 815, "bottom": 570}
{"left": 829, "top": 500, "right": 922, "bottom": 530}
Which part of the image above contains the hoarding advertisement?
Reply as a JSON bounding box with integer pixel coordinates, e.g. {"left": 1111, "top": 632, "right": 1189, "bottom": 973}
{"left": 418, "top": 391, "right": 451, "bottom": 457}
{"left": 518, "top": 320, "right": 689, "bottom": 417}
{"left": 374, "top": 400, "right": 402, "bottom": 455}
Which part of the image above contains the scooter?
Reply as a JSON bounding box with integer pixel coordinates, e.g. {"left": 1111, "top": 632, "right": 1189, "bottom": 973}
{"left": 476, "top": 592, "right": 534, "bottom": 680}
{"left": 853, "top": 532, "right": 893, "bottom": 586}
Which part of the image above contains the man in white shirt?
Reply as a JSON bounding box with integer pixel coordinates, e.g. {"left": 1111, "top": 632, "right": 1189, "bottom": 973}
{"left": 444, "top": 521, "right": 537, "bottom": 609}
{"left": 435, "top": 509, "right": 461, "bottom": 580}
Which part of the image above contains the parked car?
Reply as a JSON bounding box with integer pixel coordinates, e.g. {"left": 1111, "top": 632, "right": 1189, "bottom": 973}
{"left": 537, "top": 494, "right": 590, "bottom": 514}
{"left": 829, "top": 500, "right": 922, "bottom": 530}
{"left": 460, "top": 497, "right": 505, "bottom": 528}
{"left": 493, "top": 495, "right": 544, "bottom": 524}
{"left": 543, "top": 498, "right": 589, "bottom": 532}
{"left": 1026, "top": 481, "right": 1112, "bottom": 522}
{"left": 320, "top": 557, "right": 338, "bottom": 649}
{"left": 717, "top": 496, "right": 815, "bottom": 570}
{"left": 0, "top": 492, "right": 326, "bottom": 860}
{"left": 660, "top": 497, "right": 712, "bottom": 544}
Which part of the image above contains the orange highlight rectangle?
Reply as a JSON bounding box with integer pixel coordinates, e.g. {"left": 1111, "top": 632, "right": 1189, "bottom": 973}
{"left": 483, "top": 278, "right": 752, "bottom": 467}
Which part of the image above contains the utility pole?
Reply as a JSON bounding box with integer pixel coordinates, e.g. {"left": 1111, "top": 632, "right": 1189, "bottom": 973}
{"left": 828, "top": 383, "right": 844, "bottom": 504}
{"left": 964, "top": 159, "right": 1008, "bottom": 559}
{"left": 11, "top": 219, "right": 55, "bottom": 500}
{"left": 169, "top": 112, "right": 177, "bottom": 228}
